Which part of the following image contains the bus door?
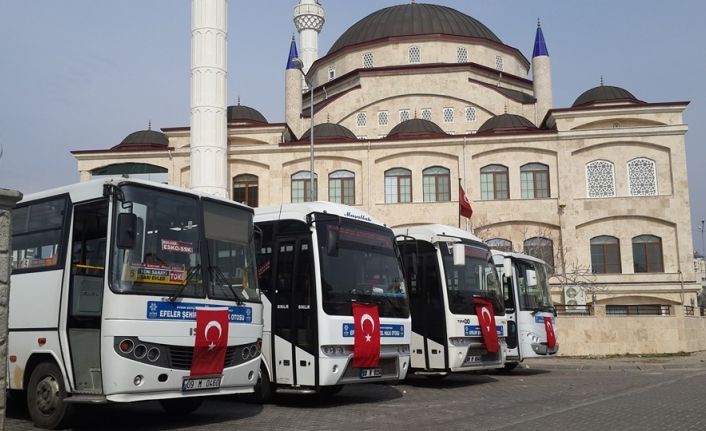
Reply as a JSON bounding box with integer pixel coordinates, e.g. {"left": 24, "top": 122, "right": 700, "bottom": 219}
{"left": 66, "top": 199, "right": 108, "bottom": 393}
{"left": 503, "top": 265, "right": 521, "bottom": 362}
{"left": 272, "top": 236, "right": 317, "bottom": 387}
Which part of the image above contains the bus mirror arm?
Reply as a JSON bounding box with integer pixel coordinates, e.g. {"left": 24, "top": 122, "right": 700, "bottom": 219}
{"left": 326, "top": 228, "right": 339, "bottom": 257}
{"left": 503, "top": 257, "right": 512, "bottom": 279}
{"left": 116, "top": 213, "right": 137, "bottom": 249}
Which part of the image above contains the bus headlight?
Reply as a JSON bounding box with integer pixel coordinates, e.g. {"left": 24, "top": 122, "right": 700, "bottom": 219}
{"left": 449, "top": 337, "right": 472, "bottom": 346}
{"left": 527, "top": 332, "right": 541, "bottom": 344}
{"left": 321, "top": 345, "right": 351, "bottom": 356}
{"left": 397, "top": 345, "right": 410, "bottom": 354}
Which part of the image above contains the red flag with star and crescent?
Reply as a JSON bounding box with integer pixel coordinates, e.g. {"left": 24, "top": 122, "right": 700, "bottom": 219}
{"left": 474, "top": 298, "right": 499, "bottom": 353}
{"left": 191, "top": 309, "right": 229, "bottom": 376}
{"left": 459, "top": 184, "right": 473, "bottom": 219}
{"left": 544, "top": 316, "right": 557, "bottom": 348}
{"left": 352, "top": 302, "right": 380, "bottom": 368}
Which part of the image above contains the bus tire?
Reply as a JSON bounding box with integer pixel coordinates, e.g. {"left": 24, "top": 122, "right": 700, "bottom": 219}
{"left": 253, "top": 365, "right": 273, "bottom": 403}
{"left": 503, "top": 362, "right": 519, "bottom": 371}
{"left": 159, "top": 397, "right": 204, "bottom": 416}
{"left": 26, "top": 361, "right": 75, "bottom": 429}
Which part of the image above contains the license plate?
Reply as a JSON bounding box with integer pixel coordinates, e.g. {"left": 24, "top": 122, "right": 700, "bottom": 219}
{"left": 182, "top": 375, "right": 222, "bottom": 392}
{"left": 360, "top": 368, "right": 383, "bottom": 379}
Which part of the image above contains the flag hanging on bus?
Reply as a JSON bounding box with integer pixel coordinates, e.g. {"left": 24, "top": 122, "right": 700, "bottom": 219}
{"left": 544, "top": 316, "right": 556, "bottom": 348}
{"left": 459, "top": 185, "right": 473, "bottom": 219}
{"left": 191, "top": 308, "right": 229, "bottom": 376}
{"left": 352, "top": 302, "right": 380, "bottom": 368}
{"left": 473, "top": 298, "right": 499, "bottom": 353}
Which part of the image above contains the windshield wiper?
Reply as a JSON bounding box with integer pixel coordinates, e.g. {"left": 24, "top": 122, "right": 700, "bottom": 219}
{"left": 209, "top": 265, "right": 245, "bottom": 305}
{"left": 350, "top": 288, "right": 406, "bottom": 314}
{"left": 169, "top": 264, "right": 201, "bottom": 302}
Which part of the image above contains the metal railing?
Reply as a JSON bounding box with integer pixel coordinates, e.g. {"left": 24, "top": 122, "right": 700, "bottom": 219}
{"left": 555, "top": 304, "right": 593, "bottom": 316}
{"left": 684, "top": 305, "right": 695, "bottom": 317}
{"left": 606, "top": 304, "right": 671, "bottom": 316}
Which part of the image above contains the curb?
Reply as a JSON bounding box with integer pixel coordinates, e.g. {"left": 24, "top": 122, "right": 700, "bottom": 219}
{"left": 521, "top": 359, "right": 706, "bottom": 371}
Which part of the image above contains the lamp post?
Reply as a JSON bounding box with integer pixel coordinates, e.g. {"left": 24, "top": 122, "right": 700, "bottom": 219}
{"left": 700, "top": 220, "right": 705, "bottom": 258}
{"left": 292, "top": 57, "right": 316, "bottom": 202}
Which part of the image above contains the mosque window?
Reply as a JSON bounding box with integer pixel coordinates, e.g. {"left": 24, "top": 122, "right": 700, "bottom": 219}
{"left": 378, "top": 111, "right": 389, "bottom": 126}
{"left": 385, "top": 168, "right": 412, "bottom": 203}
{"left": 524, "top": 237, "right": 555, "bottom": 272}
{"left": 612, "top": 122, "right": 622, "bottom": 128}
{"left": 495, "top": 55, "right": 504, "bottom": 71}
{"left": 457, "top": 47, "right": 468, "bottom": 63}
{"left": 486, "top": 238, "right": 513, "bottom": 253}
{"left": 399, "top": 109, "right": 411, "bottom": 123}
{"left": 423, "top": 166, "right": 450, "bottom": 202}
{"left": 465, "top": 106, "right": 476, "bottom": 122}
{"left": 443, "top": 108, "right": 454, "bottom": 123}
{"left": 363, "top": 52, "right": 374, "bottom": 68}
{"left": 421, "top": 109, "right": 432, "bottom": 121}
{"left": 356, "top": 112, "right": 367, "bottom": 127}
{"left": 409, "top": 46, "right": 421, "bottom": 64}
{"left": 480, "top": 164, "right": 509, "bottom": 200}
{"left": 232, "top": 174, "right": 259, "bottom": 207}
{"left": 328, "top": 65, "right": 336, "bottom": 81}
{"left": 627, "top": 158, "right": 657, "bottom": 196}
{"left": 632, "top": 235, "right": 664, "bottom": 273}
{"left": 291, "top": 171, "right": 318, "bottom": 203}
{"left": 329, "top": 170, "right": 355, "bottom": 205}
{"left": 520, "top": 163, "right": 550, "bottom": 199}
{"left": 586, "top": 160, "right": 615, "bottom": 198}
{"left": 591, "top": 236, "right": 622, "bottom": 274}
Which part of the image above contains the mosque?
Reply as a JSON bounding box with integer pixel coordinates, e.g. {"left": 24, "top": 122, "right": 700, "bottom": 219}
{"left": 72, "top": 1, "right": 698, "bottom": 309}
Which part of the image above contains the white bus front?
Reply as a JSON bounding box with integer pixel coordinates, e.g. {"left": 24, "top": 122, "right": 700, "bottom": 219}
{"left": 255, "top": 204, "right": 411, "bottom": 398}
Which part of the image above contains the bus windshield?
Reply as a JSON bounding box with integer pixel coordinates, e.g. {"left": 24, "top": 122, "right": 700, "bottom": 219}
{"left": 441, "top": 243, "right": 504, "bottom": 315}
{"left": 515, "top": 259, "right": 553, "bottom": 312}
{"left": 316, "top": 219, "right": 409, "bottom": 318}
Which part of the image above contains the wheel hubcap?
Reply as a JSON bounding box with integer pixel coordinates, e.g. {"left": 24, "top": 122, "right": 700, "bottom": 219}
{"left": 35, "top": 376, "right": 60, "bottom": 415}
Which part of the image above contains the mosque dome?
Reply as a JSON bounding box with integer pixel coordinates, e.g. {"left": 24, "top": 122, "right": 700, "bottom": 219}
{"left": 572, "top": 85, "right": 641, "bottom": 107}
{"left": 301, "top": 122, "right": 357, "bottom": 141}
{"left": 477, "top": 113, "right": 538, "bottom": 134}
{"left": 227, "top": 104, "right": 268, "bottom": 124}
{"left": 387, "top": 118, "right": 446, "bottom": 139}
{"left": 112, "top": 129, "right": 169, "bottom": 150}
{"left": 328, "top": 3, "right": 501, "bottom": 55}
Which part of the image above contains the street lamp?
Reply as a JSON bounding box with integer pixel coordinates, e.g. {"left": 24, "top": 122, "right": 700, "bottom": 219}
{"left": 291, "top": 57, "right": 315, "bottom": 202}
{"left": 699, "top": 220, "right": 705, "bottom": 258}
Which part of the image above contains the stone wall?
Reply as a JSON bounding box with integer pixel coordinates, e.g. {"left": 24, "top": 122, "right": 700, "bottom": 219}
{"left": 0, "top": 189, "right": 22, "bottom": 430}
{"left": 557, "top": 305, "right": 706, "bottom": 357}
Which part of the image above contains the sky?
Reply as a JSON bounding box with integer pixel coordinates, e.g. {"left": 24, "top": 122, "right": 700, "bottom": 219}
{"left": 1, "top": 0, "right": 705, "bottom": 252}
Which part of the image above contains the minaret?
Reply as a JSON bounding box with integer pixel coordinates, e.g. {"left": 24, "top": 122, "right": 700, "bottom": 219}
{"left": 190, "top": 0, "right": 229, "bottom": 198}
{"left": 285, "top": 37, "right": 305, "bottom": 138}
{"left": 293, "top": 0, "right": 325, "bottom": 88}
{"left": 532, "top": 19, "right": 553, "bottom": 126}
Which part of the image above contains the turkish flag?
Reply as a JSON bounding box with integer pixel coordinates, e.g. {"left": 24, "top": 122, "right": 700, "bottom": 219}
{"left": 474, "top": 298, "right": 499, "bottom": 353}
{"left": 544, "top": 316, "right": 556, "bottom": 348}
{"left": 191, "top": 308, "right": 229, "bottom": 376}
{"left": 352, "top": 302, "right": 380, "bottom": 368}
{"left": 459, "top": 185, "right": 473, "bottom": 219}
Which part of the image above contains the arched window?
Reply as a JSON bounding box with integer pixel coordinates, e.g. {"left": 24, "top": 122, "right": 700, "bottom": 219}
{"left": 628, "top": 158, "right": 657, "bottom": 196}
{"left": 409, "top": 46, "right": 421, "bottom": 64}
{"left": 521, "top": 163, "right": 550, "bottom": 199}
{"left": 422, "top": 166, "right": 450, "bottom": 202}
{"left": 486, "top": 238, "right": 513, "bottom": 253}
{"left": 632, "top": 235, "right": 664, "bottom": 273}
{"left": 291, "top": 171, "right": 317, "bottom": 203}
{"left": 586, "top": 160, "right": 615, "bottom": 198}
{"left": 524, "top": 237, "right": 554, "bottom": 271}
{"left": 480, "top": 164, "right": 509, "bottom": 200}
{"left": 590, "top": 236, "right": 621, "bottom": 274}
{"left": 421, "top": 109, "right": 432, "bottom": 121}
{"left": 329, "top": 170, "right": 355, "bottom": 205}
{"left": 385, "top": 168, "right": 412, "bottom": 203}
{"left": 363, "top": 52, "right": 374, "bottom": 68}
{"left": 356, "top": 112, "right": 367, "bottom": 127}
{"left": 232, "top": 174, "right": 259, "bottom": 207}
{"left": 457, "top": 47, "right": 468, "bottom": 63}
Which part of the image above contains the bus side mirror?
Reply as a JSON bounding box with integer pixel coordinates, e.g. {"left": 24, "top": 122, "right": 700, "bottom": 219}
{"left": 116, "top": 213, "right": 137, "bottom": 249}
{"left": 503, "top": 257, "right": 512, "bottom": 279}
{"left": 326, "top": 228, "right": 339, "bottom": 257}
{"left": 453, "top": 244, "right": 465, "bottom": 266}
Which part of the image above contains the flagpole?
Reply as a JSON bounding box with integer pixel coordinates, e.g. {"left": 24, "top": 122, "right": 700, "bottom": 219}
{"left": 458, "top": 178, "right": 462, "bottom": 229}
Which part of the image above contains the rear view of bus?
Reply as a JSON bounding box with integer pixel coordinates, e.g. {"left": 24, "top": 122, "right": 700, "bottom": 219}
{"left": 254, "top": 203, "right": 411, "bottom": 399}
{"left": 8, "top": 179, "right": 262, "bottom": 428}
{"left": 492, "top": 251, "right": 558, "bottom": 370}
{"left": 395, "top": 225, "right": 507, "bottom": 375}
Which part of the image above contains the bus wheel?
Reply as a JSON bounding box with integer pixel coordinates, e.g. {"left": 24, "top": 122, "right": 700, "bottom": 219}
{"left": 27, "top": 362, "right": 75, "bottom": 429}
{"left": 253, "top": 365, "right": 273, "bottom": 403}
{"left": 503, "top": 362, "right": 519, "bottom": 372}
{"left": 159, "top": 397, "right": 204, "bottom": 416}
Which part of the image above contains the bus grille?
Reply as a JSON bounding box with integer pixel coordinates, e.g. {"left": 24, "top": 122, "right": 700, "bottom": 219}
{"left": 167, "top": 345, "right": 252, "bottom": 370}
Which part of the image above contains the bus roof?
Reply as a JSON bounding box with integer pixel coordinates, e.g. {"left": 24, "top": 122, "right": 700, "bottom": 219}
{"left": 18, "top": 178, "right": 252, "bottom": 212}
{"left": 393, "top": 224, "right": 485, "bottom": 245}
{"left": 254, "top": 202, "right": 386, "bottom": 227}
{"left": 491, "top": 249, "right": 548, "bottom": 266}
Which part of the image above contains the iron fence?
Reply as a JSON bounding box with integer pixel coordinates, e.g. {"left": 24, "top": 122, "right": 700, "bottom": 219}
{"left": 684, "top": 305, "right": 695, "bottom": 316}
{"left": 606, "top": 304, "right": 671, "bottom": 316}
{"left": 555, "top": 304, "right": 593, "bottom": 316}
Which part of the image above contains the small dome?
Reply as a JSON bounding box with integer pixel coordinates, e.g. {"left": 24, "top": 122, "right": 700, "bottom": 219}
{"left": 387, "top": 118, "right": 446, "bottom": 138}
{"left": 227, "top": 105, "right": 268, "bottom": 124}
{"left": 301, "top": 123, "right": 357, "bottom": 141}
{"left": 112, "top": 129, "right": 168, "bottom": 150}
{"left": 477, "top": 113, "right": 537, "bottom": 134}
{"left": 572, "top": 85, "right": 640, "bottom": 107}
{"left": 328, "top": 4, "right": 501, "bottom": 56}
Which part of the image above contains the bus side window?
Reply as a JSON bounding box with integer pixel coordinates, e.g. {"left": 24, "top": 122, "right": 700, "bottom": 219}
{"left": 256, "top": 222, "right": 274, "bottom": 295}
{"left": 11, "top": 196, "right": 69, "bottom": 272}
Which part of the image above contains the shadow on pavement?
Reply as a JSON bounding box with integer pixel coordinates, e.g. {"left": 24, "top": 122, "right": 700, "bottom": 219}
{"left": 268, "top": 383, "right": 403, "bottom": 408}
{"left": 402, "top": 372, "right": 498, "bottom": 388}
{"left": 492, "top": 367, "right": 552, "bottom": 376}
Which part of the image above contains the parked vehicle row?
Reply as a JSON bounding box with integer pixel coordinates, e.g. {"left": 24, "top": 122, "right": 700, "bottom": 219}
{"left": 7, "top": 179, "right": 557, "bottom": 429}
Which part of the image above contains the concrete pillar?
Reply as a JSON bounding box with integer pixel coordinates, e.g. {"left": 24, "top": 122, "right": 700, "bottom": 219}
{"left": 0, "top": 189, "right": 22, "bottom": 430}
